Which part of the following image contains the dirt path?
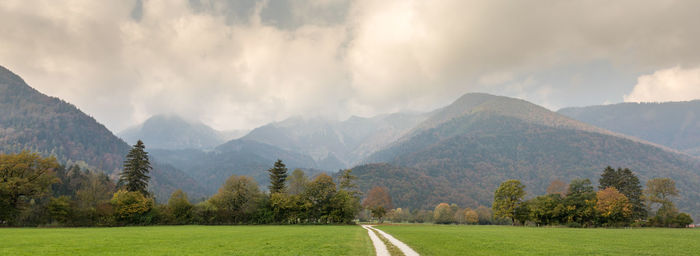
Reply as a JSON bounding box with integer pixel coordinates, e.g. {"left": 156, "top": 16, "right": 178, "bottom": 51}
{"left": 362, "top": 225, "right": 420, "bottom": 256}
{"left": 362, "top": 225, "right": 390, "bottom": 256}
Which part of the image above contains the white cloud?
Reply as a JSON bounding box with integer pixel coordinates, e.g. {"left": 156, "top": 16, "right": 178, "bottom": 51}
{"left": 2, "top": 0, "right": 700, "bottom": 131}
{"left": 624, "top": 66, "right": 700, "bottom": 102}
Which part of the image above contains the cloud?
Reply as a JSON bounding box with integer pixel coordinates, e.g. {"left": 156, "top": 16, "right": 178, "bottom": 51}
{"left": 624, "top": 66, "right": 700, "bottom": 102}
{"left": 2, "top": 0, "right": 700, "bottom": 131}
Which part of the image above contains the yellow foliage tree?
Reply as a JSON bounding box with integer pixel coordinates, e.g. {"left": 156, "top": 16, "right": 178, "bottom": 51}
{"left": 111, "top": 190, "right": 153, "bottom": 224}
{"left": 596, "top": 187, "right": 632, "bottom": 226}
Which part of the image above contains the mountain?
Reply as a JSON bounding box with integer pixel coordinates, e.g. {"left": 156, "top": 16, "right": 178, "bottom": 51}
{"left": 150, "top": 139, "right": 321, "bottom": 194}
{"left": 119, "top": 114, "right": 228, "bottom": 150}
{"left": 558, "top": 101, "right": 700, "bottom": 156}
{"left": 240, "top": 113, "right": 427, "bottom": 170}
{"left": 0, "top": 65, "right": 206, "bottom": 201}
{"left": 357, "top": 93, "right": 700, "bottom": 217}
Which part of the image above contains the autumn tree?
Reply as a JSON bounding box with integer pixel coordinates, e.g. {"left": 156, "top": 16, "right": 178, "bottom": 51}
{"left": 0, "top": 151, "right": 59, "bottom": 225}
{"left": 362, "top": 186, "right": 393, "bottom": 223}
{"left": 110, "top": 190, "right": 154, "bottom": 225}
{"left": 267, "top": 160, "right": 288, "bottom": 194}
{"left": 596, "top": 187, "right": 632, "bottom": 226}
{"left": 546, "top": 179, "right": 567, "bottom": 196}
{"left": 434, "top": 203, "right": 454, "bottom": 224}
{"left": 464, "top": 208, "right": 479, "bottom": 224}
{"left": 119, "top": 140, "right": 152, "bottom": 196}
{"left": 493, "top": 180, "right": 526, "bottom": 224}
{"left": 598, "top": 167, "right": 645, "bottom": 220}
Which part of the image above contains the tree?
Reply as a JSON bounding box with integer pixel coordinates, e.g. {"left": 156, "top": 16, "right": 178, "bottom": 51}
{"left": 598, "top": 167, "right": 645, "bottom": 220}
{"left": 330, "top": 169, "right": 361, "bottom": 224}
{"left": 563, "top": 178, "right": 597, "bottom": 226}
{"left": 493, "top": 180, "right": 526, "bottom": 224}
{"left": 362, "top": 186, "right": 393, "bottom": 223}
{"left": 303, "top": 173, "right": 337, "bottom": 223}
{"left": 645, "top": 178, "right": 681, "bottom": 226}
{"left": 475, "top": 206, "right": 493, "bottom": 225}
{"left": 464, "top": 209, "right": 479, "bottom": 224}
{"left": 596, "top": 187, "right": 632, "bottom": 226}
{"left": 673, "top": 213, "right": 693, "bottom": 228}
{"left": 0, "top": 151, "right": 59, "bottom": 225}
{"left": 267, "top": 160, "right": 288, "bottom": 194}
{"left": 529, "top": 194, "right": 564, "bottom": 226}
{"left": 119, "top": 140, "right": 152, "bottom": 196}
{"left": 110, "top": 190, "right": 153, "bottom": 225}
{"left": 209, "top": 175, "right": 261, "bottom": 224}
{"left": 434, "top": 203, "right": 454, "bottom": 224}
{"left": 546, "top": 179, "right": 567, "bottom": 196}
{"left": 338, "top": 169, "right": 360, "bottom": 197}
{"left": 48, "top": 196, "right": 73, "bottom": 224}
{"left": 168, "top": 189, "right": 192, "bottom": 224}
{"left": 287, "top": 169, "right": 309, "bottom": 195}
{"left": 645, "top": 178, "right": 679, "bottom": 206}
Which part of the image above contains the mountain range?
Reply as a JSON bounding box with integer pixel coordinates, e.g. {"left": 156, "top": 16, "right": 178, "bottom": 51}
{"left": 2, "top": 64, "right": 700, "bottom": 217}
{"left": 355, "top": 94, "right": 700, "bottom": 215}
{"left": 559, "top": 101, "right": 700, "bottom": 156}
{"left": 0, "top": 65, "right": 207, "bottom": 201}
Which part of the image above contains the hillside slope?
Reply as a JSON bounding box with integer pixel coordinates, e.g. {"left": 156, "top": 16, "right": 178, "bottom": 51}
{"left": 0, "top": 65, "right": 206, "bottom": 201}
{"left": 359, "top": 93, "right": 700, "bottom": 217}
{"left": 559, "top": 101, "right": 700, "bottom": 156}
{"left": 151, "top": 139, "right": 322, "bottom": 193}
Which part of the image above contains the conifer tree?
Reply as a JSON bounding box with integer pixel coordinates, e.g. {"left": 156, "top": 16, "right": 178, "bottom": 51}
{"left": 267, "top": 159, "right": 288, "bottom": 193}
{"left": 119, "top": 140, "right": 152, "bottom": 195}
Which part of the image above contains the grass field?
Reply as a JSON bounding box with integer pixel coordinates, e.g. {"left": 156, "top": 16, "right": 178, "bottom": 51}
{"left": 0, "top": 225, "right": 374, "bottom": 256}
{"left": 375, "top": 224, "right": 700, "bottom": 255}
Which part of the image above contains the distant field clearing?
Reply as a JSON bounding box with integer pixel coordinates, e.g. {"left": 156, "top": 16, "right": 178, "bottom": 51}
{"left": 376, "top": 225, "right": 700, "bottom": 255}
{"left": 0, "top": 225, "right": 373, "bottom": 256}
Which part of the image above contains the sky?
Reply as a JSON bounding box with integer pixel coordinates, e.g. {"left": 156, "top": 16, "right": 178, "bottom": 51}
{"left": 2, "top": 0, "right": 700, "bottom": 132}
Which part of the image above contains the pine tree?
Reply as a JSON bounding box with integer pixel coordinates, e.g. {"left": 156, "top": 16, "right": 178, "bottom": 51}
{"left": 267, "top": 159, "right": 288, "bottom": 193}
{"left": 119, "top": 140, "right": 152, "bottom": 195}
{"left": 598, "top": 167, "right": 646, "bottom": 220}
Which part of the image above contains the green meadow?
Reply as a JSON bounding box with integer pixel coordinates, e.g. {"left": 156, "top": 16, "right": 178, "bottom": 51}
{"left": 376, "top": 224, "right": 700, "bottom": 255}
{"left": 0, "top": 225, "right": 373, "bottom": 256}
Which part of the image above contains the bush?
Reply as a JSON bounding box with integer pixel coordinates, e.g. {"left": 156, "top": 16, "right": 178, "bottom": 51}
{"left": 110, "top": 190, "right": 153, "bottom": 225}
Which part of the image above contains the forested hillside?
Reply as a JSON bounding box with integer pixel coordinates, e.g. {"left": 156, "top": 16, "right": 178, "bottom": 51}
{"left": 358, "top": 93, "right": 700, "bottom": 217}
{"left": 151, "top": 139, "right": 322, "bottom": 193}
{"left": 559, "top": 101, "right": 700, "bottom": 156}
{"left": 0, "top": 65, "right": 206, "bottom": 201}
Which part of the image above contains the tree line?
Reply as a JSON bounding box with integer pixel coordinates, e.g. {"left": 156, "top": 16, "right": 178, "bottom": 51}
{"left": 492, "top": 167, "right": 693, "bottom": 227}
{"left": 0, "top": 141, "right": 362, "bottom": 226}
{"left": 1, "top": 141, "right": 695, "bottom": 228}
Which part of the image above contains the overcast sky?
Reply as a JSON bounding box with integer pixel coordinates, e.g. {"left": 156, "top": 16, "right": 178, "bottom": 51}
{"left": 2, "top": 0, "right": 700, "bottom": 132}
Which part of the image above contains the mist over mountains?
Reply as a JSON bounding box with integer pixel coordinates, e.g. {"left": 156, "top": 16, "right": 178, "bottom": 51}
{"left": 559, "top": 101, "right": 700, "bottom": 156}
{"left": 2, "top": 65, "right": 700, "bottom": 217}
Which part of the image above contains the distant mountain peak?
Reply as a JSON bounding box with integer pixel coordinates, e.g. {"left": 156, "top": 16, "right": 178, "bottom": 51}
{"left": 118, "top": 114, "right": 225, "bottom": 150}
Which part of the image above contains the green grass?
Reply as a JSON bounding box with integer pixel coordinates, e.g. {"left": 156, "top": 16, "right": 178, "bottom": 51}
{"left": 0, "top": 225, "right": 374, "bottom": 256}
{"left": 376, "top": 225, "right": 700, "bottom": 255}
